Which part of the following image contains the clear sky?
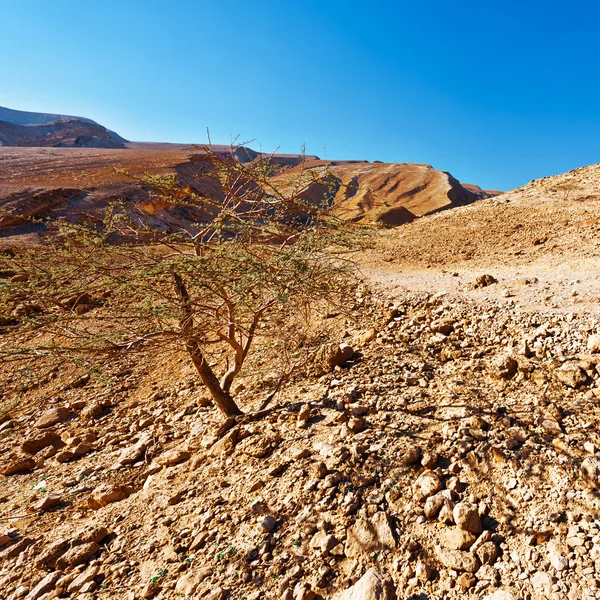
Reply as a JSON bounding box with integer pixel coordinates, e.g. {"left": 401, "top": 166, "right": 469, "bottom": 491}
{"left": 1, "top": 0, "right": 599, "bottom": 191}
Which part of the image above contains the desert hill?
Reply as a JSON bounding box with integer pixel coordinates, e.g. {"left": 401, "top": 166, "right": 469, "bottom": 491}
{"left": 0, "top": 145, "right": 498, "bottom": 240}
{"left": 278, "top": 160, "right": 499, "bottom": 225}
{"left": 372, "top": 162, "right": 600, "bottom": 270}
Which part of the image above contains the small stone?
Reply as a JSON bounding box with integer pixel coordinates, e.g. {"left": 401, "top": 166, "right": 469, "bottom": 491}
{"left": 588, "top": 334, "right": 600, "bottom": 352}
{"left": 549, "top": 551, "right": 569, "bottom": 571}
{"left": 21, "top": 431, "right": 63, "bottom": 454}
{"left": 457, "top": 573, "right": 476, "bottom": 591}
{"left": 88, "top": 483, "right": 133, "bottom": 509}
{"left": 584, "top": 441, "right": 596, "bottom": 454}
{"left": 484, "top": 591, "right": 517, "bottom": 600}
{"left": 347, "top": 416, "right": 365, "bottom": 434}
{"left": 0, "top": 455, "right": 35, "bottom": 476}
{"left": 345, "top": 511, "right": 396, "bottom": 557}
{"left": 174, "top": 569, "right": 210, "bottom": 596}
{"left": 444, "top": 527, "right": 476, "bottom": 550}
{"left": 472, "top": 274, "right": 497, "bottom": 288}
{"left": 415, "top": 560, "right": 432, "bottom": 582}
{"left": 36, "top": 407, "right": 70, "bottom": 429}
{"left": 453, "top": 502, "right": 482, "bottom": 534}
{"left": 421, "top": 451, "right": 438, "bottom": 469}
{"left": 581, "top": 457, "right": 600, "bottom": 487}
{"left": 531, "top": 571, "right": 553, "bottom": 597}
{"left": 540, "top": 418, "right": 562, "bottom": 435}
{"left": 68, "top": 566, "right": 100, "bottom": 593}
{"left": 315, "top": 342, "right": 354, "bottom": 374}
{"left": 27, "top": 571, "right": 63, "bottom": 600}
{"left": 413, "top": 470, "right": 442, "bottom": 502}
{"left": 141, "top": 579, "right": 161, "bottom": 599}
{"left": 476, "top": 541, "right": 499, "bottom": 565}
{"left": 156, "top": 449, "right": 191, "bottom": 466}
{"left": 293, "top": 582, "right": 316, "bottom": 600}
{"left": 399, "top": 445, "right": 422, "bottom": 466}
{"left": 496, "top": 354, "right": 518, "bottom": 380}
{"left": 309, "top": 531, "right": 339, "bottom": 555}
{"left": 56, "top": 541, "right": 100, "bottom": 569}
{"left": 55, "top": 450, "right": 76, "bottom": 463}
{"left": 118, "top": 436, "right": 150, "bottom": 465}
{"left": 34, "top": 493, "right": 62, "bottom": 512}
{"left": 258, "top": 515, "right": 276, "bottom": 533}
{"left": 555, "top": 362, "right": 587, "bottom": 388}
{"left": 424, "top": 493, "right": 446, "bottom": 519}
{"left": 436, "top": 548, "right": 479, "bottom": 573}
{"left": 332, "top": 568, "right": 397, "bottom": 600}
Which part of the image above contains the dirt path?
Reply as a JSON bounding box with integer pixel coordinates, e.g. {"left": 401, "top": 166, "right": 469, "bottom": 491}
{"left": 361, "top": 261, "right": 600, "bottom": 315}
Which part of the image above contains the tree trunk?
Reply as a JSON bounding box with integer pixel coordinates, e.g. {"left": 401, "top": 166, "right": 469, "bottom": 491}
{"left": 186, "top": 339, "right": 243, "bottom": 417}
{"left": 172, "top": 271, "right": 243, "bottom": 418}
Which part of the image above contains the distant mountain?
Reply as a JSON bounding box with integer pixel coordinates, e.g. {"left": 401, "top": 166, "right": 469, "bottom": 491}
{"left": 0, "top": 106, "right": 127, "bottom": 146}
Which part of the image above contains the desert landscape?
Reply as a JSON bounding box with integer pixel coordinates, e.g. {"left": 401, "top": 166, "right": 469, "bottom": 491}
{"left": 1, "top": 101, "right": 600, "bottom": 600}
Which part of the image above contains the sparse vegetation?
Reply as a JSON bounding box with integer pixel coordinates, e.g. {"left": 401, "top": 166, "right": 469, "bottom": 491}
{"left": 0, "top": 146, "right": 362, "bottom": 419}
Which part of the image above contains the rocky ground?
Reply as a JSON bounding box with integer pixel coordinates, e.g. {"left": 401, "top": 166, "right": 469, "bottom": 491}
{"left": 2, "top": 163, "right": 600, "bottom": 600}
{"left": 3, "top": 273, "right": 600, "bottom": 600}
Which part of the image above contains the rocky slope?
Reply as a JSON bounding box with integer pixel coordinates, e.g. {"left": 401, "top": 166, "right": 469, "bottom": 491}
{"left": 3, "top": 279, "right": 600, "bottom": 600}
{"left": 372, "top": 163, "right": 600, "bottom": 270}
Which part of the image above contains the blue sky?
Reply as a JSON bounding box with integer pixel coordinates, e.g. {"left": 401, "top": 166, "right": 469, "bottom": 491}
{"left": 1, "top": 0, "right": 599, "bottom": 191}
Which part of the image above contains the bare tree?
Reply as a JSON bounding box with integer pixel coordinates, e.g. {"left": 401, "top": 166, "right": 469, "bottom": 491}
{"left": 0, "top": 146, "right": 360, "bottom": 420}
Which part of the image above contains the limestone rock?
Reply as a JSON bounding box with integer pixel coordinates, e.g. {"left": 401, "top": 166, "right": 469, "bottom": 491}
{"left": 21, "top": 431, "right": 63, "bottom": 454}
{"left": 436, "top": 547, "right": 479, "bottom": 572}
{"left": 309, "top": 531, "right": 339, "bottom": 555}
{"left": 413, "top": 470, "right": 442, "bottom": 502}
{"left": 345, "top": 511, "right": 396, "bottom": 557}
{"left": 531, "top": 571, "right": 553, "bottom": 597}
{"left": 332, "top": 568, "right": 397, "bottom": 600}
{"left": 118, "top": 435, "right": 151, "bottom": 465}
{"left": 34, "top": 492, "right": 62, "bottom": 512}
{"left": 444, "top": 527, "right": 476, "bottom": 550}
{"left": 555, "top": 362, "right": 587, "bottom": 388}
{"left": 483, "top": 590, "right": 517, "bottom": 600}
{"left": 67, "top": 566, "right": 100, "bottom": 593}
{"left": 36, "top": 407, "right": 70, "bottom": 429}
{"left": 27, "top": 571, "right": 63, "bottom": 600}
{"left": 476, "top": 541, "right": 499, "bottom": 565}
{"left": 472, "top": 274, "right": 497, "bottom": 288}
{"left": 0, "top": 455, "right": 35, "bottom": 476}
{"left": 453, "top": 502, "right": 482, "bottom": 534}
{"left": 237, "top": 435, "right": 273, "bottom": 458}
{"left": 496, "top": 354, "right": 518, "bottom": 380}
{"left": 156, "top": 449, "right": 190, "bottom": 466}
{"left": 257, "top": 515, "right": 276, "bottom": 533}
{"left": 56, "top": 541, "right": 100, "bottom": 569}
{"left": 88, "top": 483, "right": 134, "bottom": 509}
{"left": 399, "top": 445, "right": 422, "bottom": 466}
{"left": 581, "top": 457, "right": 600, "bottom": 487}
{"left": 293, "top": 582, "right": 315, "bottom": 600}
{"left": 314, "top": 342, "right": 355, "bottom": 374}
{"left": 175, "top": 569, "right": 211, "bottom": 596}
